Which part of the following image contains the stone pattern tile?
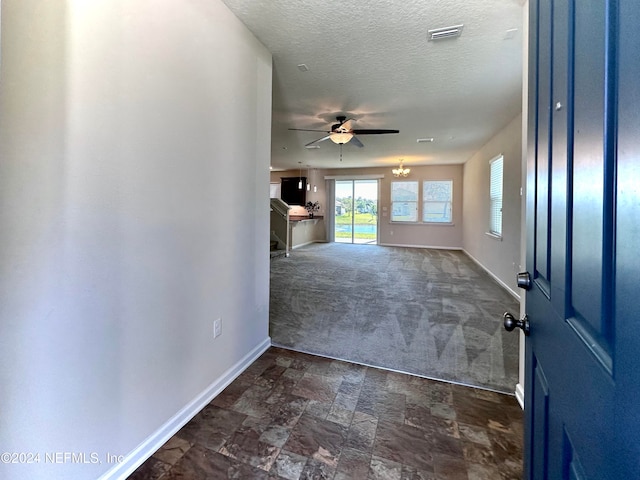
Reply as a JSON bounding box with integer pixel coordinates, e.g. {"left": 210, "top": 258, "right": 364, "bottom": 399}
{"left": 129, "top": 348, "right": 523, "bottom": 480}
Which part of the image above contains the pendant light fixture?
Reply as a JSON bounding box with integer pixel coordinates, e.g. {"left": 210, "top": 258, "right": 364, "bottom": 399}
{"left": 313, "top": 168, "right": 317, "bottom": 193}
{"left": 392, "top": 159, "right": 411, "bottom": 177}
{"left": 306, "top": 165, "right": 311, "bottom": 191}
{"left": 298, "top": 162, "right": 303, "bottom": 189}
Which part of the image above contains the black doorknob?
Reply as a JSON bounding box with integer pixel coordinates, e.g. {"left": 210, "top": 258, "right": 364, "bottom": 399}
{"left": 517, "top": 272, "right": 532, "bottom": 290}
{"left": 503, "top": 312, "right": 530, "bottom": 336}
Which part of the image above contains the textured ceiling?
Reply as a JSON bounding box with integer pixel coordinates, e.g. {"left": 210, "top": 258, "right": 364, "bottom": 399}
{"left": 221, "top": 0, "right": 524, "bottom": 170}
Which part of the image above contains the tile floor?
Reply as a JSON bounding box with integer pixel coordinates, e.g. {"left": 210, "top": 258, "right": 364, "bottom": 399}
{"left": 129, "top": 348, "right": 523, "bottom": 480}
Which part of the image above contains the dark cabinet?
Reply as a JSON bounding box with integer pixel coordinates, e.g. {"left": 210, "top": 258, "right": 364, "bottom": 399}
{"left": 280, "top": 177, "right": 306, "bottom": 206}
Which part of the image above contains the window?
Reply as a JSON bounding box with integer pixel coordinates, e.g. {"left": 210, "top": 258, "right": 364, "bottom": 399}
{"left": 391, "top": 181, "right": 418, "bottom": 222}
{"left": 423, "top": 180, "right": 453, "bottom": 223}
{"left": 489, "top": 155, "right": 504, "bottom": 236}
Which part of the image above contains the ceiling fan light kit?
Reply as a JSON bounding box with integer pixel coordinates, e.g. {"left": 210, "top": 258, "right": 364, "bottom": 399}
{"left": 329, "top": 132, "right": 354, "bottom": 144}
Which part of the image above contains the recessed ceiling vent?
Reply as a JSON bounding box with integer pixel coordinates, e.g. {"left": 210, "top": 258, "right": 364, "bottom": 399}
{"left": 428, "top": 24, "right": 464, "bottom": 41}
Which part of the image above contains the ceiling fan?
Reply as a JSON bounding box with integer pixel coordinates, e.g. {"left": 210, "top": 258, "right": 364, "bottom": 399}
{"left": 289, "top": 115, "right": 399, "bottom": 148}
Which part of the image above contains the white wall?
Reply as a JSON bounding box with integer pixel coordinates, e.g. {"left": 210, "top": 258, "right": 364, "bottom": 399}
{"left": 0, "top": 1, "right": 272, "bottom": 479}
{"left": 376, "top": 165, "right": 463, "bottom": 249}
{"left": 462, "top": 114, "right": 523, "bottom": 295}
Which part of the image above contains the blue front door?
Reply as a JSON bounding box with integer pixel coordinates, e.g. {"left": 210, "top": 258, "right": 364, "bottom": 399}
{"left": 524, "top": 0, "right": 640, "bottom": 478}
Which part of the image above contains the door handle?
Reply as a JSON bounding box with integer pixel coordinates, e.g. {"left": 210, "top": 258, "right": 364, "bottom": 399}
{"left": 517, "top": 271, "right": 532, "bottom": 290}
{"left": 503, "top": 312, "right": 530, "bottom": 336}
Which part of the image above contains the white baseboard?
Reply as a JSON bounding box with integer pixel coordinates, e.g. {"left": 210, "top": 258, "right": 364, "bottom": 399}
{"left": 292, "top": 241, "right": 316, "bottom": 249}
{"left": 515, "top": 382, "right": 525, "bottom": 410}
{"left": 99, "top": 337, "right": 271, "bottom": 480}
{"left": 462, "top": 249, "right": 520, "bottom": 301}
{"left": 292, "top": 240, "right": 328, "bottom": 249}
{"left": 378, "top": 243, "right": 463, "bottom": 250}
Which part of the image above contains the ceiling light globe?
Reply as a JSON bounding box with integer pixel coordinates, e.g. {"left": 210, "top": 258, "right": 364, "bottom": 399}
{"left": 330, "top": 132, "right": 354, "bottom": 144}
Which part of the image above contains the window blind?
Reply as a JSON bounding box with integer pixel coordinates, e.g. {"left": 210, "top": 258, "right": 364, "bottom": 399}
{"left": 490, "top": 156, "right": 504, "bottom": 236}
{"left": 391, "top": 181, "right": 418, "bottom": 222}
{"left": 423, "top": 180, "right": 453, "bottom": 223}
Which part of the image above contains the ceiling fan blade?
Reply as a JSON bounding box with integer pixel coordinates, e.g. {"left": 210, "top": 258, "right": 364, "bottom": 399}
{"left": 305, "top": 135, "right": 332, "bottom": 147}
{"left": 350, "top": 136, "right": 364, "bottom": 148}
{"left": 289, "top": 128, "right": 331, "bottom": 133}
{"left": 352, "top": 129, "right": 399, "bottom": 135}
{"left": 338, "top": 118, "right": 354, "bottom": 131}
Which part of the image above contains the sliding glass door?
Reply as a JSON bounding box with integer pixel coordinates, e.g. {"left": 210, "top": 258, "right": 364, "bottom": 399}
{"left": 334, "top": 180, "right": 378, "bottom": 244}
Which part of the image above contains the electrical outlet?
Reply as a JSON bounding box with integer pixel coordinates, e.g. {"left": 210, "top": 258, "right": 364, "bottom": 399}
{"left": 213, "top": 318, "right": 222, "bottom": 338}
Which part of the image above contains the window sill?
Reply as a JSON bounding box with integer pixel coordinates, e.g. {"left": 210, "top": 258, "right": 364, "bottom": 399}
{"left": 389, "top": 221, "right": 456, "bottom": 226}
{"left": 485, "top": 232, "right": 503, "bottom": 240}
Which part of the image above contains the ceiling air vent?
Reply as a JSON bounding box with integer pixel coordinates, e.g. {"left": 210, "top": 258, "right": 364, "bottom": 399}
{"left": 428, "top": 24, "right": 464, "bottom": 41}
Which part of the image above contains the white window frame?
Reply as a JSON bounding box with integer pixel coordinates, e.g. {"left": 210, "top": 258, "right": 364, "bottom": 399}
{"left": 489, "top": 155, "right": 504, "bottom": 237}
{"left": 422, "top": 180, "right": 453, "bottom": 223}
{"left": 390, "top": 181, "right": 419, "bottom": 222}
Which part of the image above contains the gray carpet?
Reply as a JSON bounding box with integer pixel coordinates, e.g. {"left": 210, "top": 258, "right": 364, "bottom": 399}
{"left": 269, "top": 243, "right": 520, "bottom": 393}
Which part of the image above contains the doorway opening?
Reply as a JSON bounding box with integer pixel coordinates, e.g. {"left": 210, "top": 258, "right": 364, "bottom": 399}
{"left": 334, "top": 179, "right": 378, "bottom": 244}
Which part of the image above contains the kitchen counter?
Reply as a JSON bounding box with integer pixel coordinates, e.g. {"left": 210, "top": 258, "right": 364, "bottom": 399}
{"left": 289, "top": 215, "right": 323, "bottom": 222}
{"left": 289, "top": 216, "right": 325, "bottom": 247}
